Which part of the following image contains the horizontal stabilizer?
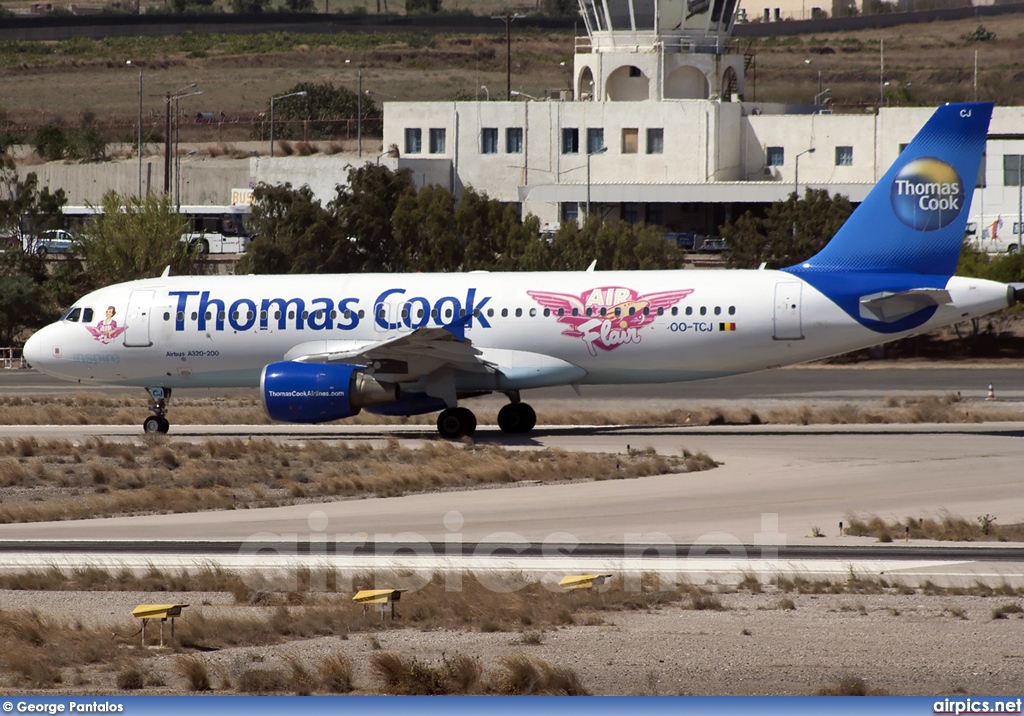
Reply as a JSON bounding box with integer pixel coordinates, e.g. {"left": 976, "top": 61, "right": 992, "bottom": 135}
{"left": 1009, "top": 283, "right": 1024, "bottom": 304}
{"left": 859, "top": 288, "right": 952, "bottom": 323}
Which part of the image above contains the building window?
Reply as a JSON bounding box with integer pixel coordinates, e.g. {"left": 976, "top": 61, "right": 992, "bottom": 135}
{"left": 562, "top": 128, "right": 579, "bottom": 154}
{"left": 429, "top": 128, "right": 446, "bottom": 154}
{"left": 766, "top": 146, "right": 785, "bottom": 167}
{"left": 622, "top": 203, "right": 639, "bottom": 224}
{"left": 481, "top": 127, "right": 498, "bottom": 154}
{"left": 646, "top": 128, "right": 664, "bottom": 154}
{"left": 646, "top": 203, "right": 663, "bottom": 225}
{"left": 561, "top": 202, "right": 579, "bottom": 223}
{"left": 628, "top": 65, "right": 642, "bottom": 77}
{"left": 1004, "top": 155, "right": 1023, "bottom": 186}
{"left": 586, "top": 127, "right": 604, "bottom": 154}
{"left": 506, "top": 127, "right": 523, "bottom": 154}
{"left": 622, "top": 128, "right": 638, "bottom": 154}
{"left": 835, "top": 146, "right": 853, "bottom": 166}
{"left": 404, "top": 128, "right": 422, "bottom": 154}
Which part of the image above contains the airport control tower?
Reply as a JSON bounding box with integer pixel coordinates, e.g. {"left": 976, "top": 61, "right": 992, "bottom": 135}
{"left": 574, "top": 0, "right": 745, "bottom": 102}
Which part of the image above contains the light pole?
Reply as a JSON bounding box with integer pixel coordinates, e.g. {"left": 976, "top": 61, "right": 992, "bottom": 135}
{"left": 491, "top": 13, "right": 520, "bottom": 99}
{"left": 162, "top": 83, "right": 198, "bottom": 199}
{"left": 813, "top": 87, "right": 831, "bottom": 106}
{"left": 879, "top": 38, "right": 884, "bottom": 106}
{"left": 126, "top": 60, "right": 142, "bottom": 196}
{"left": 794, "top": 147, "right": 815, "bottom": 196}
{"left": 345, "top": 60, "right": 363, "bottom": 158}
{"left": 480, "top": 85, "right": 489, "bottom": 101}
{"left": 1018, "top": 154, "right": 1023, "bottom": 254}
{"left": 269, "top": 91, "right": 308, "bottom": 158}
{"left": 586, "top": 145, "right": 607, "bottom": 220}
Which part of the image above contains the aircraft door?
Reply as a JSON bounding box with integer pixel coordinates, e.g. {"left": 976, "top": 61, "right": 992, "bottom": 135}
{"left": 122, "top": 289, "right": 154, "bottom": 347}
{"left": 773, "top": 282, "right": 804, "bottom": 341}
{"left": 373, "top": 301, "right": 393, "bottom": 333}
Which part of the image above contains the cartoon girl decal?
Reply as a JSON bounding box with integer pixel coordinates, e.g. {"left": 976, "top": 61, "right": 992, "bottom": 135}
{"left": 86, "top": 305, "right": 127, "bottom": 344}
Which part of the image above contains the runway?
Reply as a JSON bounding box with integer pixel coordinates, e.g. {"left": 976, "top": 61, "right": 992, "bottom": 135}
{"left": 1, "top": 368, "right": 1023, "bottom": 585}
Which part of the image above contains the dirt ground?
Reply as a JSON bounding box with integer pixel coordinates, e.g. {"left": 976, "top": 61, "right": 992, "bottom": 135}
{"left": 1, "top": 587, "right": 1022, "bottom": 695}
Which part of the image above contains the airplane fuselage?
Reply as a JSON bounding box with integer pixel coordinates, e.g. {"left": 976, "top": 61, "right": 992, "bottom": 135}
{"left": 25, "top": 269, "right": 1012, "bottom": 392}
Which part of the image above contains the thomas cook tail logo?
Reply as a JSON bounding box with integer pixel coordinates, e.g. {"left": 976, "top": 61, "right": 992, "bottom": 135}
{"left": 889, "top": 157, "right": 964, "bottom": 232}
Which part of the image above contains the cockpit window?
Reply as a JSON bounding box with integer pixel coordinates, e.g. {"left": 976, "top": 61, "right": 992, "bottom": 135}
{"left": 63, "top": 307, "right": 82, "bottom": 322}
{"left": 82, "top": 308, "right": 94, "bottom": 323}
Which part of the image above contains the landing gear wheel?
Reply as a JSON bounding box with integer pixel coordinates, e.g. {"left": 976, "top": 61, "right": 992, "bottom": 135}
{"left": 497, "top": 402, "right": 536, "bottom": 434}
{"left": 144, "top": 387, "right": 172, "bottom": 436}
{"left": 143, "top": 416, "right": 169, "bottom": 434}
{"left": 437, "top": 407, "right": 477, "bottom": 439}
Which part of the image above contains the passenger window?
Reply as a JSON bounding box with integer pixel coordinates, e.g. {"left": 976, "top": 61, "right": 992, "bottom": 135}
{"left": 377, "top": 309, "right": 385, "bottom": 319}
{"left": 515, "top": 308, "right": 523, "bottom": 317}
{"left": 260, "top": 311, "right": 267, "bottom": 321}
{"left": 642, "top": 307, "right": 649, "bottom": 316}
{"left": 445, "top": 309, "right": 453, "bottom": 319}
{"left": 571, "top": 308, "right": 578, "bottom": 317}
{"left": 178, "top": 312, "right": 186, "bottom": 322}
{"left": 163, "top": 312, "right": 170, "bottom": 321}
{"left": 529, "top": 308, "right": 537, "bottom": 317}
{"left": 671, "top": 307, "right": 678, "bottom": 316}
{"left": 700, "top": 306, "right": 707, "bottom": 316}
{"left": 586, "top": 308, "right": 593, "bottom": 316}
{"left": 657, "top": 307, "right": 663, "bottom": 316}
{"left": 358, "top": 310, "right": 365, "bottom": 318}
{"left": 288, "top": 311, "right": 295, "bottom": 319}
{"left": 543, "top": 308, "right": 551, "bottom": 317}
{"left": 600, "top": 308, "right": 607, "bottom": 317}
{"left": 191, "top": 312, "right": 198, "bottom": 321}
{"left": 274, "top": 311, "right": 281, "bottom": 320}
{"left": 247, "top": 311, "right": 254, "bottom": 320}
{"left": 205, "top": 312, "right": 212, "bottom": 321}
{"left": 628, "top": 307, "right": 635, "bottom": 316}
{"left": 218, "top": 312, "right": 225, "bottom": 321}
{"left": 330, "top": 310, "right": 337, "bottom": 319}
{"left": 714, "top": 306, "right": 721, "bottom": 315}
{"left": 500, "top": 308, "right": 508, "bottom": 318}
{"left": 614, "top": 307, "right": 622, "bottom": 317}
{"left": 487, "top": 308, "right": 494, "bottom": 318}
{"left": 459, "top": 309, "right": 466, "bottom": 317}
{"left": 729, "top": 306, "right": 736, "bottom": 315}
{"left": 431, "top": 309, "right": 439, "bottom": 318}
{"left": 304, "top": 311, "right": 311, "bottom": 320}
{"left": 343, "top": 310, "right": 351, "bottom": 319}
{"left": 417, "top": 309, "right": 424, "bottom": 319}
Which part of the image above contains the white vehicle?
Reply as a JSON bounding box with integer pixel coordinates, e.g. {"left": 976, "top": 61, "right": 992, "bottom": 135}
{"left": 24, "top": 103, "right": 1024, "bottom": 438}
{"left": 178, "top": 205, "right": 252, "bottom": 255}
{"left": 965, "top": 217, "right": 1023, "bottom": 255}
{"left": 23, "top": 229, "right": 75, "bottom": 255}
{"left": 59, "top": 205, "right": 252, "bottom": 255}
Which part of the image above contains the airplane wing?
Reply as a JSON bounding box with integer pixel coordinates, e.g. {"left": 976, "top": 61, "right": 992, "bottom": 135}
{"left": 858, "top": 288, "right": 952, "bottom": 323}
{"left": 284, "top": 323, "right": 491, "bottom": 381}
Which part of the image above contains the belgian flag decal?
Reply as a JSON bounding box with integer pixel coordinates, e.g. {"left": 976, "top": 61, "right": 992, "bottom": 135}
{"left": 719, "top": 322, "right": 737, "bottom": 332}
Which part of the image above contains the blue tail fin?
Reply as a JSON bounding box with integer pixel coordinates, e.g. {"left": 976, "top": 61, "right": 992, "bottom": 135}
{"left": 787, "top": 102, "right": 992, "bottom": 276}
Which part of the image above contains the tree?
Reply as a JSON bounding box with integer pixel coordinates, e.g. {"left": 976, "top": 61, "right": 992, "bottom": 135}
{"left": 722, "top": 188, "right": 854, "bottom": 269}
{"left": 331, "top": 164, "right": 415, "bottom": 272}
{"left": 542, "top": 0, "right": 577, "bottom": 17}
{"left": 0, "top": 273, "right": 50, "bottom": 345}
{"left": 238, "top": 182, "right": 352, "bottom": 275}
{"left": 75, "top": 192, "right": 194, "bottom": 290}
{"left": 229, "top": 0, "right": 270, "bottom": 12}
{"left": 33, "top": 123, "right": 68, "bottom": 162}
{"left": 256, "top": 82, "right": 379, "bottom": 141}
{"left": 279, "top": 0, "right": 315, "bottom": 11}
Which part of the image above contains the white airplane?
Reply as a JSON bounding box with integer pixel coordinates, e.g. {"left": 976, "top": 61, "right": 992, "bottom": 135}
{"left": 23, "top": 102, "right": 1023, "bottom": 438}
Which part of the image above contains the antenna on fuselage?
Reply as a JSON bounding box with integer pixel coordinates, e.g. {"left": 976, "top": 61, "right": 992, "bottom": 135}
{"left": 585, "top": 260, "right": 597, "bottom": 272}
{"left": 161, "top": 266, "right": 171, "bottom": 278}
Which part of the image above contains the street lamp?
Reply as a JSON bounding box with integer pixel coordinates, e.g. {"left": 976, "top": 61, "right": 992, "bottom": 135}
{"left": 345, "top": 60, "right": 363, "bottom": 158}
{"left": 586, "top": 145, "right": 607, "bottom": 220}
{"left": 510, "top": 90, "right": 540, "bottom": 101}
{"left": 161, "top": 83, "right": 199, "bottom": 200}
{"left": 173, "top": 89, "right": 202, "bottom": 209}
{"left": 269, "top": 91, "right": 308, "bottom": 158}
{"left": 480, "top": 85, "right": 489, "bottom": 101}
{"left": 126, "top": 60, "right": 142, "bottom": 196}
{"left": 490, "top": 13, "right": 521, "bottom": 99}
{"left": 813, "top": 87, "right": 831, "bottom": 105}
{"left": 794, "top": 147, "right": 815, "bottom": 196}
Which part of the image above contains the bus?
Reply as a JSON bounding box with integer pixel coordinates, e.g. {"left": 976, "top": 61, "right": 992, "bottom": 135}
{"left": 59, "top": 205, "right": 253, "bottom": 255}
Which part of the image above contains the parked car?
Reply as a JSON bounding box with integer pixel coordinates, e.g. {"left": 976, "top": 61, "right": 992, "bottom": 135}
{"left": 24, "top": 229, "right": 75, "bottom": 256}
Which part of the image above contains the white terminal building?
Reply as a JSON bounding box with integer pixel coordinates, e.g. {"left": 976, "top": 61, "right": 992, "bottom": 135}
{"left": 371, "top": 0, "right": 1024, "bottom": 253}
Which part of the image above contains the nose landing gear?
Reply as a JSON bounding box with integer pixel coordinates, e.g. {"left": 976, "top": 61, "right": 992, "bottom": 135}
{"left": 143, "top": 387, "right": 171, "bottom": 434}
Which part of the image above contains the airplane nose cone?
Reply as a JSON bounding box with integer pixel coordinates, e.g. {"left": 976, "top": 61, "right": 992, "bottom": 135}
{"left": 23, "top": 328, "right": 43, "bottom": 369}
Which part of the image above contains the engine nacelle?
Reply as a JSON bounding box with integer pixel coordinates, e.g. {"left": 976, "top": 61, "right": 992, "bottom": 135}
{"left": 260, "top": 361, "right": 397, "bottom": 424}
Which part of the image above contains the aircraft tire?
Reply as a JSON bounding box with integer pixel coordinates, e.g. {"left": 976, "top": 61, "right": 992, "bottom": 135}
{"left": 498, "top": 403, "right": 536, "bottom": 434}
{"left": 437, "top": 407, "right": 475, "bottom": 439}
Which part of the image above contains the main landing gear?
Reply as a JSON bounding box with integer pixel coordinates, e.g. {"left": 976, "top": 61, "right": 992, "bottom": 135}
{"left": 143, "top": 387, "right": 171, "bottom": 434}
{"left": 435, "top": 394, "right": 537, "bottom": 440}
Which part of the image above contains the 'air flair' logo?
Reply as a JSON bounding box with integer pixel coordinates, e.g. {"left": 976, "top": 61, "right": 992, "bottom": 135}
{"left": 889, "top": 157, "right": 964, "bottom": 231}
{"left": 528, "top": 286, "right": 694, "bottom": 356}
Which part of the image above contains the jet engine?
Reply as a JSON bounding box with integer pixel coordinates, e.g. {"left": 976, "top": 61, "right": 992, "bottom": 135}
{"left": 260, "top": 361, "right": 397, "bottom": 423}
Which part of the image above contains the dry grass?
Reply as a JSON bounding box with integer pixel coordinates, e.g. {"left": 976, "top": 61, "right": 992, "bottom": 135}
{"left": 845, "top": 511, "right": 1024, "bottom": 543}
{"left": 0, "top": 608, "right": 121, "bottom": 688}
{"left": 0, "top": 392, "right": 1019, "bottom": 429}
{"left": 176, "top": 655, "right": 212, "bottom": 692}
{"left": 0, "top": 436, "right": 711, "bottom": 523}
{"left": 492, "top": 654, "right": 589, "bottom": 695}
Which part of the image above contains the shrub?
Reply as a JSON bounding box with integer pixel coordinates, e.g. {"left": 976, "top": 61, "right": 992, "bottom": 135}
{"left": 116, "top": 665, "right": 144, "bottom": 690}
{"left": 176, "top": 656, "right": 211, "bottom": 691}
